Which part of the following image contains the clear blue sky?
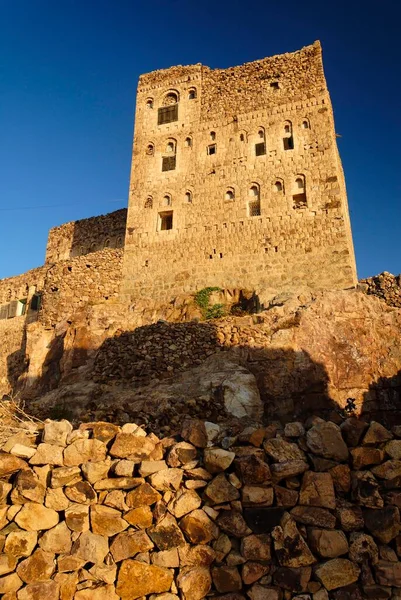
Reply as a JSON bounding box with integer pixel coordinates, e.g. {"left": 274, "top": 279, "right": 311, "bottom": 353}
{"left": 1, "top": 0, "right": 400, "bottom": 280}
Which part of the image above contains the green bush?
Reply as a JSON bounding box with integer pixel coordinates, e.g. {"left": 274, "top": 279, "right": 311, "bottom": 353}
{"left": 205, "top": 303, "right": 226, "bottom": 320}
{"left": 194, "top": 287, "right": 225, "bottom": 319}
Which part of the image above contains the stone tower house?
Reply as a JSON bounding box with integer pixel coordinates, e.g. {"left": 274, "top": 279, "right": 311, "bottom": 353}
{"left": 122, "top": 41, "right": 357, "bottom": 302}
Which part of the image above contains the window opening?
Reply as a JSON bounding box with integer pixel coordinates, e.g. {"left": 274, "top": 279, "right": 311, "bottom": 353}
{"left": 248, "top": 185, "right": 261, "bottom": 217}
{"left": 166, "top": 141, "right": 175, "bottom": 153}
{"left": 30, "top": 294, "right": 41, "bottom": 311}
{"left": 158, "top": 211, "right": 173, "bottom": 231}
{"left": 146, "top": 98, "right": 154, "bottom": 109}
{"left": 158, "top": 104, "right": 178, "bottom": 125}
{"left": 225, "top": 189, "right": 235, "bottom": 201}
{"left": 163, "top": 194, "right": 172, "bottom": 206}
{"left": 185, "top": 191, "right": 192, "bottom": 203}
{"left": 162, "top": 156, "right": 176, "bottom": 171}
{"left": 293, "top": 176, "right": 306, "bottom": 208}
{"left": 146, "top": 144, "right": 154, "bottom": 155}
{"left": 302, "top": 119, "right": 310, "bottom": 129}
{"left": 258, "top": 129, "right": 264, "bottom": 139}
{"left": 188, "top": 88, "right": 197, "bottom": 100}
{"left": 270, "top": 82, "right": 280, "bottom": 90}
{"left": 240, "top": 133, "right": 245, "bottom": 142}
{"left": 255, "top": 142, "right": 266, "bottom": 156}
{"left": 210, "top": 131, "right": 216, "bottom": 141}
{"left": 274, "top": 180, "right": 283, "bottom": 192}
{"left": 185, "top": 137, "right": 192, "bottom": 147}
{"left": 145, "top": 196, "right": 153, "bottom": 209}
{"left": 207, "top": 144, "right": 216, "bottom": 156}
{"left": 283, "top": 121, "right": 294, "bottom": 150}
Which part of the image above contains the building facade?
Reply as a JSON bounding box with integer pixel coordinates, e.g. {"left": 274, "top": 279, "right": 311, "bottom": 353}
{"left": 122, "top": 41, "right": 357, "bottom": 302}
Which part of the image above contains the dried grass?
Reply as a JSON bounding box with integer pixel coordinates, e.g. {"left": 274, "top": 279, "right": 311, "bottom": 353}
{"left": 0, "top": 396, "right": 43, "bottom": 447}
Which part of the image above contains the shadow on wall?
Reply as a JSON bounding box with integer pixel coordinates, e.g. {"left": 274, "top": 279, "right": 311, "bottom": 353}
{"left": 4, "top": 319, "right": 401, "bottom": 429}
{"left": 69, "top": 209, "right": 127, "bottom": 258}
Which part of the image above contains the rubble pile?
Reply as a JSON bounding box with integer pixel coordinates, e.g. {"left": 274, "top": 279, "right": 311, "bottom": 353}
{"left": 1, "top": 415, "right": 401, "bottom": 599}
{"left": 360, "top": 272, "right": 401, "bottom": 308}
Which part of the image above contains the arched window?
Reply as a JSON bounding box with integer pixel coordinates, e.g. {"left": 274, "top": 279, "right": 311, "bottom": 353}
{"left": 185, "top": 191, "right": 193, "bottom": 203}
{"left": 185, "top": 136, "right": 192, "bottom": 148}
{"left": 116, "top": 236, "right": 123, "bottom": 247}
{"left": 163, "top": 194, "right": 172, "bottom": 206}
{"left": 158, "top": 91, "right": 179, "bottom": 124}
{"left": 210, "top": 131, "right": 216, "bottom": 141}
{"left": 274, "top": 180, "right": 284, "bottom": 193}
{"left": 225, "top": 188, "right": 235, "bottom": 201}
{"left": 248, "top": 184, "right": 261, "bottom": 216}
{"left": 283, "top": 121, "right": 294, "bottom": 151}
{"left": 240, "top": 133, "right": 245, "bottom": 142}
{"left": 255, "top": 127, "right": 266, "bottom": 156}
{"left": 188, "top": 88, "right": 197, "bottom": 100}
{"left": 293, "top": 175, "right": 307, "bottom": 208}
{"left": 146, "top": 143, "right": 154, "bottom": 156}
{"left": 90, "top": 242, "right": 97, "bottom": 252}
{"left": 146, "top": 98, "right": 154, "bottom": 109}
{"left": 104, "top": 239, "right": 111, "bottom": 248}
{"left": 145, "top": 196, "right": 153, "bottom": 209}
{"left": 162, "top": 139, "right": 177, "bottom": 171}
{"left": 302, "top": 119, "right": 310, "bottom": 129}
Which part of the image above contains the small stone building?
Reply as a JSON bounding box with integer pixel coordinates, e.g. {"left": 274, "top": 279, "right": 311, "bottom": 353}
{"left": 122, "top": 41, "right": 357, "bottom": 301}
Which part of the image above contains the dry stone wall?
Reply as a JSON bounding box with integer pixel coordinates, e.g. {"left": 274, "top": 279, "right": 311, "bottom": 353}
{"left": 123, "top": 41, "right": 357, "bottom": 302}
{"left": 360, "top": 272, "right": 401, "bottom": 308}
{"left": 1, "top": 415, "right": 401, "bottom": 599}
{"left": 45, "top": 209, "right": 127, "bottom": 264}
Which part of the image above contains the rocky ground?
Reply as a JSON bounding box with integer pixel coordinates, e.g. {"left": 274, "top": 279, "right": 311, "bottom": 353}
{"left": 1, "top": 414, "right": 401, "bottom": 598}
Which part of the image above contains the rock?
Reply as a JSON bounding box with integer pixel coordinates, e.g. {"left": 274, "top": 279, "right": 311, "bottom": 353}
{"left": 205, "top": 474, "right": 240, "bottom": 504}
{"left": 291, "top": 506, "right": 336, "bottom": 529}
{"left": 340, "top": 418, "right": 367, "bottom": 447}
{"left": 81, "top": 460, "right": 111, "bottom": 483}
{"left": 299, "top": 472, "right": 336, "bottom": 509}
{"left": 315, "top": 558, "right": 360, "bottom": 591}
{"left": 92, "top": 421, "right": 120, "bottom": 443}
{"left": 273, "top": 566, "right": 311, "bottom": 592}
{"left": 114, "top": 460, "right": 135, "bottom": 477}
{"left": 71, "top": 530, "right": 109, "bottom": 563}
{"left": 385, "top": 439, "right": 401, "bottom": 459}
{"left": 149, "top": 469, "right": 183, "bottom": 491}
{"left": 51, "top": 465, "right": 82, "bottom": 488}
{"left": 94, "top": 477, "right": 144, "bottom": 490}
{"left": 234, "top": 455, "right": 271, "bottom": 485}
{"left": 308, "top": 529, "right": 348, "bottom": 558}
{"left": 168, "top": 489, "right": 202, "bottom": 518}
{"left": 241, "top": 486, "right": 274, "bottom": 506}
{"left": 0, "top": 553, "right": 18, "bottom": 575}
{"left": 90, "top": 505, "right": 128, "bottom": 536}
{"left": 274, "top": 485, "right": 299, "bottom": 507}
{"left": 217, "top": 510, "right": 251, "bottom": 538}
{"left": 364, "top": 506, "right": 400, "bottom": 543}
{"left": 241, "top": 534, "right": 271, "bottom": 561}
{"left": 247, "top": 584, "right": 282, "bottom": 599}
{"left": 372, "top": 460, "right": 401, "bottom": 479}
{"left": 38, "top": 521, "right": 71, "bottom": 554}
{"left": 168, "top": 442, "right": 198, "bottom": 467}
{"left": 139, "top": 460, "right": 168, "bottom": 476}
{"left": 374, "top": 560, "right": 401, "bottom": 586}
{"left": 351, "top": 447, "right": 384, "bottom": 469}
{"left": 363, "top": 422, "right": 392, "bottom": 445}
{"left": 126, "top": 482, "right": 162, "bottom": 508}
{"left": 43, "top": 420, "right": 72, "bottom": 446}
{"left": 330, "top": 464, "right": 351, "bottom": 494}
{"left": 0, "top": 572, "right": 22, "bottom": 594}
{"left": 65, "top": 504, "right": 89, "bottom": 532}
{"left": 306, "top": 422, "right": 348, "bottom": 462}
{"left": 336, "top": 499, "right": 364, "bottom": 531}
{"left": 9, "top": 444, "right": 36, "bottom": 459}
{"left": 110, "top": 433, "right": 156, "bottom": 459}
{"left": 181, "top": 419, "right": 208, "bottom": 448}
{"left": 178, "top": 544, "right": 216, "bottom": 566}
{"left": 272, "top": 512, "right": 315, "bottom": 567}
{"left": 89, "top": 562, "right": 117, "bottom": 584}
{"left": 242, "top": 561, "right": 269, "bottom": 584}
{"left": 46, "top": 487, "right": 70, "bottom": 512}
{"left": 63, "top": 438, "right": 107, "bottom": 466}
{"left": 151, "top": 547, "right": 179, "bottom": 568}
{"left": 4, "top": 531, "right": 37, "bottom": 558}
{"left": 110, "top": 530, "right": 154, "bottom": 562}
{"left": 16, "top": 548, "right": 55, "bottom": 583}
{"left": 270, "top": 460, "right": 309, "bottom": 482}
{"left": 264, "top": 438, "right": 306, "bottom": 462}
{"left": 116, "top": 560, "right": 174, "bottom": 599}
{"left": 349, "top": 532, "right": 379, "bottom": 564}
{"left": 148, "top": 513, "right": 186, "bottom": 550}
{"left": 177, "top": 566, "right": 212, "bottom": 600}
{"left": 17, "top": 580, "right": 60, "bottom": 600}
{"left": 0, "top": 453, "right": 27, "bottom": 477}
{"left": 74, "top": 585, "right": 119, "bottom": 600}
{"left": 212, "top": 566, "right": 242, "bottom": 592}
{"left": 15, "top": 503, "right": 59, "bottom": 531}
{"left": 284, "top": 422, "right": 305, "bottom": 437}
{"left": 180, "top": 509, "right": 219, "bottom": 544}
{"left": 125, "top": 505, "right": 153, "bottom": 528}
{"left": 57, "top": 553, "right": 86, "bottom": 572}
{"left": 14, "top": 470, "right": 45, "bottom": 504}
{"left": 351, "top": 470, "right": 383, "bottom": 508}
{"left": 28, "top": 443, "right": 62, "bottom": 466}
{"left": 204, "top": 448, "right": 235, "bottom": 473}
{"left": 64, "top": 481, "right": 96, "bottom": 504}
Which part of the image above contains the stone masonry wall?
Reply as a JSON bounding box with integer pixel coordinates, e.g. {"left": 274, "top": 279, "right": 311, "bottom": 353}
{"left": 360, "top": 272, "right": 401, "bottom": 309}
{"left": 1, "top": 416, "right": 401, "bottom": 598}
{"left": 122, "top": 41, "right": 357, "bottom": 302}
{"left": 45, "top": 209, "right": 127, "bottom": 264}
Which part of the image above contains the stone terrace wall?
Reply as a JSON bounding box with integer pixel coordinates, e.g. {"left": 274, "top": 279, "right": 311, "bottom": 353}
{"left": 45, "top": 209, "right": 127, "bottom": 264}
{"left": 41, "top": 248, "right": 123, "bottom": 326}
{"left": 360, "top": 272, "right": 401, "bottom": 308}
{"left": 1, "top": 416, "right": 401, "bottom": 598}
{"left": 0, "top": 318, "right": 27, "bottom": 397}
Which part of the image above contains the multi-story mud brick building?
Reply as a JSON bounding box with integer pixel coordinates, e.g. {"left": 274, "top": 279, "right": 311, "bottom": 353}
{"left": 121, "top": 41, "right": 356, "bottom": 301}
{"left": 0, "top": 41, "right": 356, "bottom": 330}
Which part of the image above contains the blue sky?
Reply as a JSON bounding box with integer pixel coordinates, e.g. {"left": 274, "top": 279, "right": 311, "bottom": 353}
{"left": 0, "top": 0, "right": 400, "bottom": 280}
